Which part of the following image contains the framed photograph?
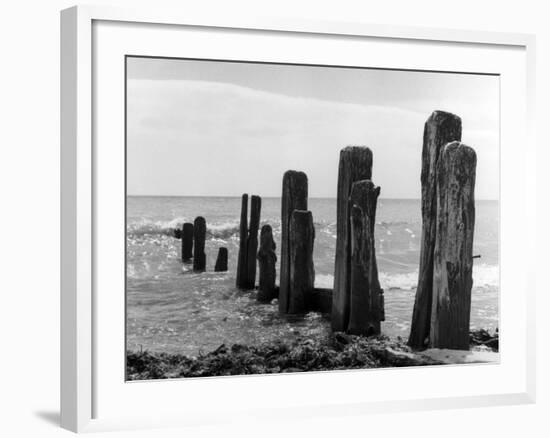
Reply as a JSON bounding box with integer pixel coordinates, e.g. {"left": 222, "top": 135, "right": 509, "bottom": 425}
{"left": 61, "top": 5, "right": 536, "bottom": 433}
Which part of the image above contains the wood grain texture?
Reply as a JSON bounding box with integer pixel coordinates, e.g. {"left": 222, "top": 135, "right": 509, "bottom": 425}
{"left": 347, "top": 180, "right": 384, "bottom": 336}
{"left": 244, "top": 195, "right": 261, "bottom": 289}
{"left": 279, "top": 171, "right": 308, "bottom": 314}
{"left": 430, "top": 141, "right": 476, "bottom": 350}
{"left": 288, "top": 210, "right": 315, "bottom": 314}
{"left": 408, "top": 111, "right": 462, "bottom": 349}
{"left": 236, "top": 194, "right": 248, "bottom": 288}
{"left": 331, "top": 146, "right": 372, "bottom": 332}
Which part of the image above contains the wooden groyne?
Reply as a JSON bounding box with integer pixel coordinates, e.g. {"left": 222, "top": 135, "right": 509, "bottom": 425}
{"left": 214, "top": 247, "right": 228, "bottom": 272}
{"left": 331, "top": 146, "right": 373, "bottom": 332}
{"left": 236, "top": 194, "right": 248, "bottom": 287}
{"left": 409, "top": 111, "right": 462, "bottom": 349}
{"left": 181, "top": 222, "right": 194, "bottom": 262}
{"left": 257, "top": 224, "right": 277, "bottom": 303}
{"left": 193, "top": 216, "right": 206, "bottom": 272}
{"left": 430, "top": 141, "right": 476, "bottom": 349}
{"left": 169, "top": 109, "right": 479, "bottom": 352}
{"left": 287, "top": 210, "right": 315, "bottom": 314}
{"left": 236, "top": 194, "right": 262, "bottom": 289}
{"left": 279, "top": 171, "right": 308, "bottom": 314}
{"left": 348, "top": 180, "right": 384, "bottom": 336}
{"left": 246, "top": 195, "right": 262, "bottom": 288}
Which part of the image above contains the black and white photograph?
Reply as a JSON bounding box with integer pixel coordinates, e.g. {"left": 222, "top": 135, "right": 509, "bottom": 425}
{"left": 125, "top": 56, "right": 500, "bottom": 380}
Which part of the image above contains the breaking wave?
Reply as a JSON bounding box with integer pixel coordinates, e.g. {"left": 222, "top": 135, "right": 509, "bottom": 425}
{"left": 127, "top": 219, "right": 282, "bottom": 239}
{"left": 314, "top": 264, "right": 498, "bottom": 291}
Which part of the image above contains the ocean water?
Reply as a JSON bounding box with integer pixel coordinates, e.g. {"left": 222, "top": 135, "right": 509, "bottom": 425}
{"left": 127, "top": 196, "right": 499, "bottom": 356}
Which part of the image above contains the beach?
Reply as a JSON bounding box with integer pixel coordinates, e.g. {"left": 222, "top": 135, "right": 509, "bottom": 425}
{"left": 126, "top": 196, "right": 499, "bottom": 360}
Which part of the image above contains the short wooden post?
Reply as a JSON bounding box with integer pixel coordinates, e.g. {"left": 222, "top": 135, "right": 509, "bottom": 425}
{"left": 181, "top": 222, "right": 194, "bottom": 262}
{"left": 236, "top": 194, "right": 248, "bottom": 287}
{"left": 409, "top": 111, "right": 462, "bottom": 349}
{"left": 257, "top": 224, "right": 277, "bottom": 302}
{"left": 279, "top": 171, "right": 308, "bottom": 314}
{"left": 331, "top": 146, "right": 373, "bottom": 332}
{"left": 347, "top": 180, "right": 384, "bottom": 336}
{"left": 288, "top": 210, "right": 315, "bottom": 314}
{"left": 244, "top": 195, "right": 261, "bottom": 289}
{"left": 214, "top": 247, "right": 228, "bottom": 272}
{"left": 193, "top": 216, "right": 206, "bottom": 272}
{"left": 430, "top": 141, "right": 476, "bottom": 350}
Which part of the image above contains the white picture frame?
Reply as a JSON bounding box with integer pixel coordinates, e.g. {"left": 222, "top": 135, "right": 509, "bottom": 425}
{"left": 60, "top": 4, "right": 536, "bottom": 433}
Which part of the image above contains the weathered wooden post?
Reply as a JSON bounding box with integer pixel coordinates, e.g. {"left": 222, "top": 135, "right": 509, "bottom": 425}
{"left": 279, "top": 171, "right": 308, "bottom": 314}
{"left": 257, "top": 224, "right": 277, "bottom": 302}
{"left": 214, "top": 247, "right": 228, "bottom": 272}
{"left": 331, "top": 146, "right": 373, "bottom": 332}
{"left": 408, "top": 111, "right": 462, "bottom": 349}
{"left": 430, "top": 141, "right": 476, "bottom": 349}
{"left": 245, "top": 195, "right": 262, "bottom": 289}
{"left": 288, "top": 210, "right": 315, "bottom": 314}
{"left": 347, "top": 180, "right": 384, "bottom": 336}
{"left": 236, "top": 194, "right": 248, "bottom": 288}
{"left": 193, "top": 216, "right": 206, "bottom": 272}
{"left": 181, "top": 222, "right": 194, "bottom": 262}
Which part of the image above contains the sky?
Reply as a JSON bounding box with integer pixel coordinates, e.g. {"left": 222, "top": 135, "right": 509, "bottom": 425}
{"left": 126, "top": 57, "right": 499, "bottom": 199}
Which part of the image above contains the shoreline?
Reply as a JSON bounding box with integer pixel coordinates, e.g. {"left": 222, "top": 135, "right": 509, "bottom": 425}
{"left": 127, "top": 329, "right": 498, "bottom": 380}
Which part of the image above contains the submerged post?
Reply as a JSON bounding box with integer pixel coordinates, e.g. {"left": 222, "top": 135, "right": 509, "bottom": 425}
{"left": 257, "top": 224, "right": 277, "bottom": 303}
{"left": 236, "top": 194, "right": 249, "bottom": 288}
{"left": 193, "top": 216, "right": 206, "bottom": 272}
{"left": 409, "top": 111, "right": 462, "bottom": 349}
{"left": 347, "top": 180, "right": 384, "bottom": 336}
{"left": 245, "top": 195, "right": 262, "bottom": 289}
{"left": 288, "top": 210, "right": 315, "bottom": 314}
{"left": 279, "top": 171, "right": 308, "bottom": 314}
{"left": 430, "top": 141, "right": 476, "bottom": 350}
{"left": 214, "top": 247, "right": 228, "bottom": 272}
{"left": 181, "top": 222, "right": 194, "bottom": 262}
{"left": 331, "top": 146, "right": 373, "bottom": 332}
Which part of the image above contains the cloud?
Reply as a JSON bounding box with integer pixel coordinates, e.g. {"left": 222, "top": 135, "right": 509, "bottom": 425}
{"left": 127, "top": 79, "right": 499, "bottom": 199}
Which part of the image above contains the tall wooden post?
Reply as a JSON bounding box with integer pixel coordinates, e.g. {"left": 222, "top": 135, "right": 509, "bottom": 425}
{"left": 347, "top": 180, "right": 384, "bottom": 336}
{"left": 288, "top": 210, "right": 315, "bottom": 314}
{"left": 181, "top": 222, "right": 194, "bottom": 262}
{"left": 279, "top": 171, "right": 308, "bottom": 314}
{"left": 430, "top": 141, "right": 476, "bottom": 349}
{"left": 257, "top": 224, "right": 277, "bottom": 303}
{"left": 193, "top": 216, "right": 206, "bottom": 272}
{"left": 331, "top": 146, "right": 372, "bottom": 332}
{"left": 236, "top": 194, "right": 248, "bottom": 288}
{"left": 214, "top": 247, "right": 228, "bottom": 272}
{"left": 245, "top": 195, "right": 262, "bottom": 289}
{"left": 408, "top": 111, "right": 462, "bottom": 349}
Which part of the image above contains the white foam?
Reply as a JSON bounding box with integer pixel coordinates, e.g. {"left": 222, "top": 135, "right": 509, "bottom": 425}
{"left": 313, "top": 264, "right": 499, "bottom": 291}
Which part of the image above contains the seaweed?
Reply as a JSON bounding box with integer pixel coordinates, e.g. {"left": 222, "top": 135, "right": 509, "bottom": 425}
{"left": 127, "top": 333, "right": 447, "bottom": 380}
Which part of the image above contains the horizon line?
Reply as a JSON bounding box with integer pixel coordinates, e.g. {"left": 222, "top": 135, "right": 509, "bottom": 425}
{"left": 126, "top": 194, "right": 499, "bottom": 202}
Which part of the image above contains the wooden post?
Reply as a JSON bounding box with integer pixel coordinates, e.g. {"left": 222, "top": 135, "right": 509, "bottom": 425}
{"left": 347, "top": 180, "right": 384, "bottom": 336}
{"left": 430, "top": 141, "right": 476, "bottom": 350}
{"left": 331, "top": 146, "right": 372, "bottom": 332}
{"left": 214, "top": 247, "right": 228, "bottom": 272}
{"left": 244, "top": 195, "right": 261, "bottom": 289}
{"left": 236, "top": 194, "right": 248, "bottom": 288}
{"left": 409, "top": 111, "right": 462, "bottom": 349}
{"left": 257, "top": 224, "right": 277, "bottom": 302}
{"left": 288, "top": 210, "right": 315, "bottom": 314}
{"left": 279, "top": 171, "right": 308, "bottom": 314}
{"left": 181, "top": 222, "right": 194, "bottom": 262}
{"left": 193, "top": 216, "right": 206, "bottom": 272}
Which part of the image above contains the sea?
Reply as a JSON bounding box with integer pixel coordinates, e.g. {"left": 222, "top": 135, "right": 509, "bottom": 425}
{"left": 127, "top": 196, "right": 499, "bottom": 356}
